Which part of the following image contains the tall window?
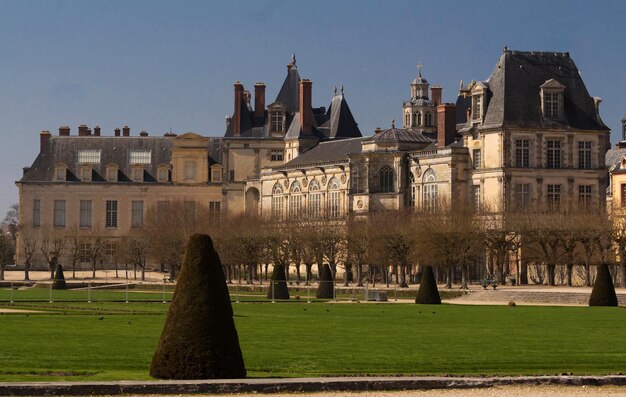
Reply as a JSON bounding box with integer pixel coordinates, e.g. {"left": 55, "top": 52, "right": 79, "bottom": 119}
{"left": 289, "top": 181, "right": 302, "bottom": 219}
{"left": 547, "top": 140, "right": 561, "bottom": 169}
{"left": 515, "top": 139, "right": 530, "bottom": 168}
{"left": 472, "top": 149, "right": 481, "bottom": 169}
{"left": 473, "top": 185, "right": 481, "bottom": 212}
{"left": 412, "top": 112, "right": 419, "bottom": 127}
{"left": 351, "top": 164, "right": 363, "bottom": 194}
{"left": 578, "top": 141, "right": 592, "bottom": 169}
{"left": 425, "top": 112, "right": 432, "bottom": 126}
{"left": 131, "top": 201, "right": 143, "bottom": 227}
{"left": 416, "top": 112, "right": 422, "bottom": 126}
{"left": 578, "top": 185, "right": 592, "bottom": 209}
{"left": 379, "top": 166, "right": 394, "bottom": 193}
{"left": 423, "top": 169, "right": 437, "bottom": 212}
{"left": 32, "top": 199, "right": 40, "bottom": 227}
{"left": 79, "top": 243, "right": 90, "bottom": 263}
{"left": 184, "top": 161, "right": 196, "bottom": 180}
{"left": 270, "top": 112, "right": 283, "bottom": 132}
{"left": 158, "top": 167, "right": 170, "bottom": 182}
{"left": 270, "top": 149, "right": 284, "bottom": 161}
{"left": 328, "top": 177, "right": 341, "bottom": 219}
{"left": 515, "top": 183, "right": 531, "bottom": 210}
{"left": 271, "top": 183, "right": 284, "bottom": 219}
{"left": 106, "top": 200, "right": 118, "bottom": 228}
{"left": 53, "top": 200, "right": 66, "bottom": 227}
{"left": 229, "top": 170, "right": 235, "bottom": 181}
{"left": 408, "top": 172, "right": 415, "bottom": 207}
{"left": 79, "top": 200, "right": 92, "bottom": 228}
{"left": 547, "top": 184, "right": 561, "bottom": 212}
{"left": 105, "top": 242, "right": 117, "bottom": 263}
{"left": 472, "top": 95, "right": 482, "bottom": 120}
{"left": 622, "top": 184, "right": 626, "bottom": 208}
{"left": 308, "top": 179, "right": 321, "bottom": 219}
{"left": 544, "top": 92, "right": 560, "bottom": 118}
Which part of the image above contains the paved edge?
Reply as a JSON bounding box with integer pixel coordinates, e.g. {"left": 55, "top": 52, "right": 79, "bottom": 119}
{"left": 1, "top": 376, "right": 626, "bottom": 396}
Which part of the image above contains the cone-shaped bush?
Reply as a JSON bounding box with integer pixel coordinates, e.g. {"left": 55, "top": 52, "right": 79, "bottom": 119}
{"left": 150, "top": 234, "right": 246, "bottom": 379}
{"left": 415, "top": 265, "right": 441, "bottom": 304}
{"left": 589, "top": 264, "right": 618, "bottom": 307}
{"left": 52, "top": 264, "right": 67, "bottom": 290}
{"left": 267, "top": 264, "right": 290, "bottom": 300}
{"left": 316, "top": 264, "right": 334, "bottom": 299}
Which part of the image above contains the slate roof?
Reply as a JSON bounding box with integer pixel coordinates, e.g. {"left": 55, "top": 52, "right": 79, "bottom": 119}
{"left": 274, "top": 66, "right": 301, "bottom": 114}
{"left": 275, "top": 137, "right": 368, "bottom": 169}
{"left": 366, "top": 127, "right": 433, "bottom": 144}
{"left": 19, "top": 135, "right": 222, "bottom": 183}
{"left": 470, "top": 50, "right": 609, "bottom": 131}
{"left": 316, "top": 93, "right": 362, "bottom": 139}
{"left": 606, "top": 148, "right": 626, "bottom": 169}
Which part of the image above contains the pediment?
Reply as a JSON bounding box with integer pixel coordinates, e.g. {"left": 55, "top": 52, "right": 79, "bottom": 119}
{"left": 540, "top": 79, "right": 565, "bottom": 90}
{"left": 175, "top": 132, "right": 206, "bottom": 140}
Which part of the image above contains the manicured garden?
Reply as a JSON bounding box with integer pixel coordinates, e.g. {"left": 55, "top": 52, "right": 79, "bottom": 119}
{"left": 0, "top": 298, "right": 625, "bottom": 381}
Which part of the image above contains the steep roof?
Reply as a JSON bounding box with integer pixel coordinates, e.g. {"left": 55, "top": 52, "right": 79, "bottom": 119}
{"left": 478, "top": 50, "right": 608, "bottom": 131}
{"left": 317, "top": 92, "right": 362, "bottom": 139}
{"left": 276, "top": 137, "right": 368, "bottom": 169}
{"left": 274, "top": 66, "right": 301, "bottom": 114}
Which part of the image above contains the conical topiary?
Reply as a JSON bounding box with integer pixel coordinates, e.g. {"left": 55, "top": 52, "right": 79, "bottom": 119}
{"left": 267, "top": 264, "right": 290, "bottom": 300}
{"left": 150, "top": 234, "right": 246, "bottom": 379}
{"left": 589, "top": 264, "right": 618, "bottom": 307}
{"left": 415, "top": 265, "right": 441, "bottom": 304}
{"left": 316, "top": 264, "right": 334, "bottom": 299}
{"left": 52, "top": 264, "right": 67, "bottom": 290}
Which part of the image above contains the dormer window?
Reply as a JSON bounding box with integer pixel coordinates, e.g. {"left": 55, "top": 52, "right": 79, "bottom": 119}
{"left": 54, "top": 163, "right": 67, "bottom": 181}
{"left": 470, "top": 82, "right": 487, "bottom": 124}
{"left": 540, "top": 79, "right": 565, "bottom": 120}
{"left": 210, "top": 164, "right": 223, "bottom": 182}
{"left": 106, "top": 164, "right": 118, "bottom": 182}
{"left": 270, "top": 111, "right": 284, "bottom": 133}
{"left": 131, "top": 166, "right": 144, "bottom": 182}
{"left": 157, "top": 164, "right": 170, "bottom": 182}
{"left": 77, "top": 150, "right": 101, "bottom": 164}
{"left": 80, "top": 166, "right": 92, "bottom": 182}
{"left": 185, "top": 161, "right": 196, "bottom": 181}
{"left": 129, "top": 150, "right": 152, "bottom": 165}
{"left": 472, "top": 95, "right": 482, "bottom": 121}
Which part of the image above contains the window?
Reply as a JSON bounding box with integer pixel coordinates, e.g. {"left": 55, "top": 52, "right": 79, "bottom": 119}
{"left": 308, "top": 179, "right": 321, "bottom": 219}
{"left": 515, "top": 184, "right": 531, "bottom": 210}
{"left": 289, "top": 195, "right": 302, "bottom": 219}
{"left": 229, "top": 170, "right": 235, "bottom": 181}
{"left": 77, "top": 150, "right": 101, "bottom": 164}
{"left": 328, "top": 177, "right": 341, "bottom": 218}
{"left": 578, "top": 185, "right": 592, "bottom": 209}
{"left": 270, "top": 149, "right": 284, "bottom": 162}
{"left": 425, "top": 112, "right": 432, "bottom": 126}
{"left": 408, "top": 172, "right": 415, "bottom": 207}
{"left": 472, "top": 95, "right": 482, "bottom": 121}
{"left": 416, "top": 112, "right": 422, "bottom": 126}
{"left": 271, "top": 111, "right": 283, "bottom": 132}
{"left": 129, "top": 150, "right": 151, "bottom": 165}
{"left": 515, "top": 139, "right": 530, "bottom": 168}
{"left": 79, "top": 243, "right": 90, "bottom": 263}
{"left": 79, "top": 200, "right": 92, "bottom": 228}
{"left": 423, "top": 184, "right": 438, "bottom": 213}
{"left": 412, "top": 112, "right": 418, "bottom": 127}
{"left": 622, "top": 184, "right": 626, "bottom": 208}
{"left": 379, "top": 166, "right": 394, "bottom": 193}
{"left": 184, "top": 161, "right": 196, "bottom": 180}
{"left": 271, "top": 183, "right": 284, "bottom": 219}
{"left": 578, "top": 141, "right": 592, "bottom": 169}
{"left": 55, "top": 166, "right": 66, "bottom": 181}
{"left": 405, "top": 113, "right": 410, "bottom": 127}
{"left": 158, "top": 167, "right": 169, "bottom": 182}
{"left": 351, "top": 165, "right": 362, "bottom": 194}
{"left": 106, "top": 200, "right": 118, "bottom": 228}
{"left": 106, "top": 166, "right": 118, "bottom": 182}
{"left": 209, "top": 201, "right": 221, "bottom": 213}
{"left": 32, "top": 199, "right": 40, "bottom": 227}
{"left": 80, "top": 167, "right": 92, "bottom": 181}
{"left": 211, "top": 168, "right": 221, "bottom": 182}
{"left": 544, "top": 92, "right": 560, "bottom": 118}
{"left": 472, "top": 149, "right": 481, "bottom": 169}
{"left": 53, "top": 200, "right": 66, "bottom": 227}
{"left": 132, "top": 167, "right": 144, "bottom": 182}
{"left": 547, "top": 140, "right": 561, "bottom": 169}
{"left": 473, "top": 185, "right": 481, "bottom": 212}
{"left": 547, "top": 184, "right": 561, "bottom": 212}
{"left": 131, "top": 201, "right": 143, "bottom": 227}
{"left": 105, "top": 242, "right": 117, "bottom": 263}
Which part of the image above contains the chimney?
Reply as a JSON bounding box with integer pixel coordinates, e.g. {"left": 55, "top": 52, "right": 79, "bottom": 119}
{"left": 254, "top": 82, "right": 266, "bottom": 119}
{"left": 233, "top": 82, "right": 244, "bottom": 136}
{"left": 78, "top": 124, "right": 89, "bottom": 136}
{"left": 299, "top": 79, "right": 313, "bottom": 134}
{"left": 122, "top": 125, "right": 130, "bottom": 136}
{"left": 437, "top": 103, "right": 457, "bottom": 149}
{"left": 86, "top": 128, "right": 92, "bottom": 136}
{"left": 59, "top": 126, "right": 70, "bottom": 136}
{"left": 114, "top": 128, "right": 121, "bottom": 137}
{"left": 375, "top": 127, "right": 383, "bottom": 135}
{"left": 430, "top": 86, "right": 442, "bottom": 106}
{"left": 40, "top": 130, "right": 51, "bottom": 152}
{"left": 140, "top": 131, "right": 149, "bottom": 137}
{"left": 94, "top": 126, "right": 101, "bottom": 136}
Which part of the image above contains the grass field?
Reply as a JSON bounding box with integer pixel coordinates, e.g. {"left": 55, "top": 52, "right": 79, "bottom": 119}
{"left": 0, "top": 292, "right": 625, "bottom": 382}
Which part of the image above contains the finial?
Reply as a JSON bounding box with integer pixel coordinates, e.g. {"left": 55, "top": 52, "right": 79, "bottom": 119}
{"left": 333, "top": 85, "right": 337, "bottom": 95}
{"left": 340, "top": 85, "right": 344, "bottom": 95}
{"left": 459, "top": 80, "right": 463, "bottom": 90}
{"left": 417, "top": 61, "right": 423, "bottom": 77}
{"left": 291, "top": 53, "right": 296, "bottom": 66}
{"left": 391, "top": 118, "right": 395, "bottom": 128}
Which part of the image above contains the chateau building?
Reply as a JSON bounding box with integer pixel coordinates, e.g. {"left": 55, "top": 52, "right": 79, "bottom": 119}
{"left": 15, "top": 49, "right": 612, "bottom": 268}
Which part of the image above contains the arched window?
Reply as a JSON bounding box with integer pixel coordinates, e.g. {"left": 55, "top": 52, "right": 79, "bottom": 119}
{"left": 308, "top": 179, "right": 321, "bottom": 219}
{"left": 405, "top": 113, "right": 410, "bottom": 127}
{"left": 271, "top": 182, "right": 284, "bottom": 219}
{"left": 289, "top": 181, "right": 302, "bottom": 218}
{"left": 422, "top": 169, "right": 437, "bottom": 212}
{"left": 290, "top": 180, "right": 301, "bottom": 193}
{"left": 413, "top": 112, "right": 419, "bottom": 127}
{"left": 327, "top": 177, "right": 341, "bottom": 218}
{"left": 417, "top": 112, "right": 422, "bottom": 126}
{"left": 379, "top": 166, "right": 394, "bottom": 193}
{"left": 425, "top": 112, "right": 432, "bottom": 126}
{"left": 423, "top": 168, "right": 436, "bottom": 183}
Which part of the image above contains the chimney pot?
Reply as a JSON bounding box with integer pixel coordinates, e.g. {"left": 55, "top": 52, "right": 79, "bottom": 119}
{"left": 122, "top": 126, "right": 130, "bottom": 136}
{"left": 78, "top": 124, "right": 89, "bottom": 136}
{"left": 114, "top": 128, "right": 121, "bottom": 137}
{"left": 94, "top": 126, "right": 101, "bottom": 136}
{"left": 140, "top": 131, "right": 148, "bottom": 137}
{"left": 437, "top": 103, "right": 457, "bottom": 149}
{"left": 299, "top": 79, "right": 313, "bottom": 134}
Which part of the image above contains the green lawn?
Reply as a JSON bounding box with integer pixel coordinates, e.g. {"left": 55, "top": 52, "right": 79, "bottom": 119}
{"left": 0, "top": 297, "right": 625, "bottom": 381}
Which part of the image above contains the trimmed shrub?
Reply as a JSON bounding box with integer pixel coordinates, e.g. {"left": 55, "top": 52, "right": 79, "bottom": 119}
{"left": 316, "top": 264, "right": 334, "bottom": 299}
{"left": 415, "top": 265, "right": 441, "bottom": 304}
{"left": 589, "top": 264, "right": 618, "bottom": 307}
{"left": 52, "top": 264, "right": 67, "bottom": 290}
{"left": 267, "top": 264, "right": 290, "bottom": 300}
{"left": 150, "top": 234, "right": 246, "bottom": 379}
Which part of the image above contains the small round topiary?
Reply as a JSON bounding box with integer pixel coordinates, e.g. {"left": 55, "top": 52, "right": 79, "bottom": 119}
{"left": 589, "top": 264, "right": 618, "bottom": 307}
{"left": 267, "top": 264, "right": 290, "bottom": 300}
{"left": 415, "top": 265, "right": 441, "bottom": 304}
{"left": 52, "top": 264, "right": 67, "bottom": 290}
{"left": 150, "top": 234, "right": 246, "bottom": 379}
{"left": 316, "top": 264, "right": 334, "bottom": 299}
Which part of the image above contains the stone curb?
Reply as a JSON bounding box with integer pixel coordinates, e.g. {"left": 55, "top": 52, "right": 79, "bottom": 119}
{"left": 1, "top": 375, "right": 626, "bottom": 396}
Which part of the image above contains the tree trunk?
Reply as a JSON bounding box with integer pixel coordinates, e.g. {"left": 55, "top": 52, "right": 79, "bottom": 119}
{"left": 305, "top": 263, "right": 312, "bottom": 285}
{"left": 0, "top": 267, "right": 4, "bottom": 281}
{"left": 519, "top": 259, "right": 528, "bottom": 285}
{"left": 295, "top": 263, "right": 301, "bottom": 284}
{"left": 24, "top": 264, "right": 30, "bottom": 281}
{"left": 247, "top": 264, "right": 253, "bottom": 284}
{"left": 72, "top": 261, "right": 77, "bottom": 279}
{"left": 92, "top": 261, "right": 97, "bottom": 279}
{"left": 264, "top": 263, "right": 269, "bottom": 281}
{"left": 446, "top": 265, "right": 452, "bottom": 289}
{"left": 356, "top": 264, "right": 363, "bottom": 287}
{"left": 547, "top": 263, "right": 556, "bottom": 286}
{"left": 460, "top": 263, "right": 468, "bottom": 289}
{"left": 584, "top": 263, "right": 591, "bottom": 287}
{"left": 115, "top": 261, "right": 119, "bottom": 278}
{"left": 400, "top": 264, "right": 408, "bottom": 288}
{"left": 566, "top": 263, "right": 574, "bottom": 287}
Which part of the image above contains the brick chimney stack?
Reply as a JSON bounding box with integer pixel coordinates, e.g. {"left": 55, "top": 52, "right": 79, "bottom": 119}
{"left": 140, "top": 131, "right": 148, "bottom": 137}
{"left": 122, "top": 126, "right": 130, "bottom": 136}
{"left": 233, "top": 82, "right": 244, "bottom": 136}
{"left": 59, "top": 126, "right": 70, "bottom": 136}
{"left": 254, "top": 82, "right": 266, "bottom": 119}
{"left": 94, "top": 126, "right": 101, "bottom": 136}
{"left": 78, "top": 124, "right": 89, "bottom": 136}
{"left": 40, "top": 130, "right": 51, "bottom": 152}
{"left": 299, "top": 79, "right": 313, "bottom": 134}
{"left": 437, "top": 103, "right": 457, "bottom": 149}
{"left": 114, "top": 128, "right": 121, "bottom": 137}
{"left": 430, "top": 86, "right": 442, "bottom": 106}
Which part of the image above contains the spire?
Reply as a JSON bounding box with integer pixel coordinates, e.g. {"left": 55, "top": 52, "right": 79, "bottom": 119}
{"left": 291, "top": 53, "right": 297, "bottom": 68}
{"left": 391, "top": 117, "right": 395, "bottom": 129}
{"left": 333, "top": 85, "right": 337, "bottom": 95}
{"left": 340, "top": 85, "right": 344, "bottom": 95}
{"left": 417, "top": 61, "right": 423, "bottom": 77}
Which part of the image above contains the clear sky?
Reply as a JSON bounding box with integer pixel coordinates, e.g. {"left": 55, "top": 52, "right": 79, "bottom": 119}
{"left": 1, "top": 0, "right": 625, "bottom": 215}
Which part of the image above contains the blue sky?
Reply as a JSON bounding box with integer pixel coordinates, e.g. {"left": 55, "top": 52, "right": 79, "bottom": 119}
{"left": 1, "top": 0, "right": 625, "bottom": 214}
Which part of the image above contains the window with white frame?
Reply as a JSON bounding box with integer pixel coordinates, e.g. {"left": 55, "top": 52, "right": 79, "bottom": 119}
{"left": 578, "top": 185, "right": 592, "bottom": 209}
{"left": 32, "top": 199, "right": 40, "bottom": 227}
{"left": 328, "top": 177, "right": 341, "bottom": 219}
{"left": 209, "top": 201, "right": 221, "bottom": 213}
{"left": 547, "top": 184, "right": 561, "bottom": 212}
{"left": 79, "top": 200, "right": 92, "bottom": 228}
{"left": 129, "top": 150, "right": 151, "bottom": 165}
{"left": 77, "top": 150, "right": 101, "bottom": 164}
{"left": 544, "top": 92, "right": 560, "bottom": 118}
{"left": 422, "top": 168, "right": 437, "bottom": 212}
{"left": 271, "top": 183, "right": 284, "bottom": 219}
{"left": 379, "top": 166, "right": 394, "bottom": 193}
{"left": 308, "top": 179, "right": 321, "bottom": 219}
{"left": 210, "top": 168, "right": 221, "bottom": 182}
{"left": 106, "top": 166, "right": 118, "bottom": 182}
{"left": 289, "top": 181, "right": 302, "bottom": 219}
{"left": 578, "top": 141, "right": 592, "bottom": 169}
{"left": 472, "top": 95, "right": 482, "bottom": 121}
{"left": 515, "top": 183, "right": 531, "bottom": 210}
{"left": 132, "top": 167, "right": 144, "bottom": 182}
{"left": 55, "top": 165, "right": 67, "bottom": 181}
{"left": 53, "top": 200, "right": 66, "bottom": 227}
{"left": 79, "top": 243, "right": 90, "bottom": 263}
{"left": 547, "top": 140, "right": 561, "bottom": 169}
{"left": 105, "top": 242, "right": 117, "bottom": 263}
{"left": 106, "top": 200, "right": 118, "bottom": 228}
{"left": 270, "top": 111, "right": 283, "bottom": 132}
{"left": 515, "top": 139, "right": 530, "bottom": 168}
{"left": 80, "top": 167, "right": 92, "bottom": 181}
{"left": 131, "top": 200, "right": 143, "bottom": 227}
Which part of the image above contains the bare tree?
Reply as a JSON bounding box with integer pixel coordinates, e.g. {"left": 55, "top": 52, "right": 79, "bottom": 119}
{"left": 120, "top": 231, "right": 148, "bottom": 281}
{"left": 0, "top": 233, "right": 14, "bottom": 280}
{"left": 40, "top": 227, "right": 66, "bottom": 279}
{"left": 19, "top": 225, "right": 38, "bottom": 281}
{"left": 346, "top": 216, "right": 371, "bottom": 287}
